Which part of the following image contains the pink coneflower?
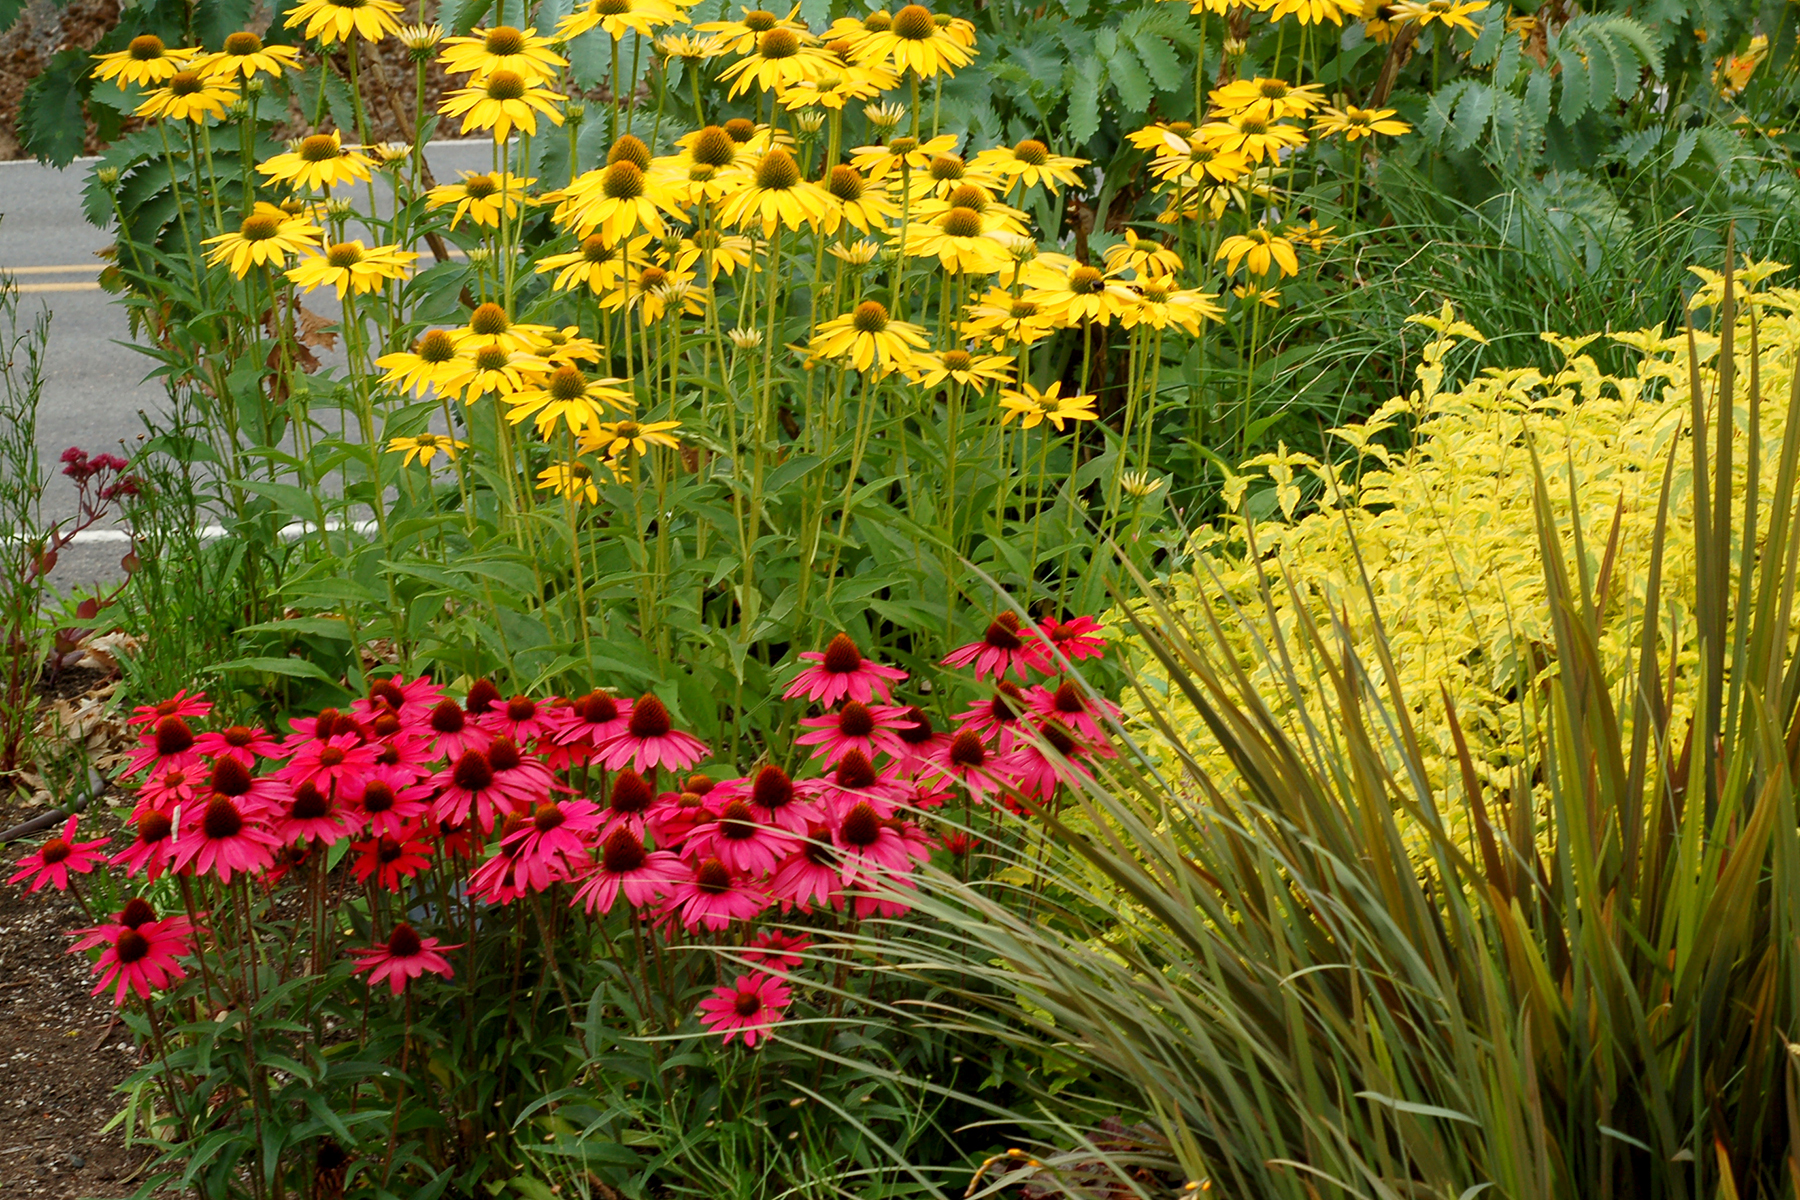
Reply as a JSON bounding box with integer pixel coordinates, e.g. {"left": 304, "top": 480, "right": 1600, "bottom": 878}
{"left": 276, "top": 782, "right": 355, "bottom": 845}
{"left": 832, "top": 801, "right": 930, "bottom": 888}
{"left": 573, "top": 827, "right": 684, "bottom": 913}
{"left": 67, "top": 897, "right": 191, "bottom": 1006}
{"left": 651, "top": 786, "right": 711, "bottom": 848}
{"left": 784, "top": 633, "right": 908, "bottom": 706}
{"left": 485, "top": 736, "right": 557, "bottom": 809}
{"left": 740, "top": 929, "right": 812, "bottom": 975}
{"left": 353, "top": 777, "right": 432, "bottom": 840}
{"left": 352, "top": 674, "right": 448, "bottom": 728}
{"left": 953, "top": 682, "right": 1033, "bottom": 751}
{"left": 684, "top": 800, "right": 792, "bottom": 874}
{"left": 192, "top": 723, "right": 283, "bottom": 767}
{"left": 890, "top": 706, "right": 951, "bottom": 774}
{"left": 111, "top": 809, "right": 177, "bottom": 880}
{"left": 280, "top": 733, "right": 380, "bottom": 797}
{"left": 430, "top": 749, "right": 511, "bottom": 833}
{"left": 929, "top": 730, "right": 1005, "bottom": 800}
{"left": 1034, "top": 614, "right": 1107, "bottom": 663}
{"left": 424, "top": 698, "right": 491, "bottom": 760}
{"left": 282, "top": 707, "right": 369, "bottom": 752}
{"left": 598, "top": 768, "right": 662, "bottom": 838}
{"left": 206, "top": 754, "right": 291, "bottom": 816}
{"left": 464, "top": 678, "right": 502, "bottom": 715}
{"left": 123, "top": 714, "right": 203, "bottom": 777}
{"left": 546, "top": 690, "right": 633, "bottom": 768}
{"left": 366, "top": 731, "right": 436, "bottom": 782}
{"left": 663, "top": 857, "right": 769, "bottom": 932}
{"left": 136, "top": 762, "right": 203, "bottom": 812}
{"left": 1003, "top": 720, "right": 1109, "bottom": 805}
{"left": 940, "top": 612, "right": 1051, "bottom": 681}
{"left": 264, "top": 841, "right": 312, "bottom": 888}
{"left": 697, "top": 972, "right": 791, "bottom": 1048}
{"left": 796, "top": 701, "right": 909, "bottom": 765}
{"left": 807, "top": 749, "right": 906, "bottom": 817}
{"left": 738, "top": 764, "right": 817, "bottom": 833}
{"left": 351, "top": 831, "right": 433, "bottom": 891}
{"left": 596, "top": 694, "right": 709, "bottom": 773}
{"left": 434, "top": 818, "right": 480, "bottom": 859}
{"left": 480, "top": 694, "right": 567, "bottom": 744}
{"left": 126, "top": 688, "right": 211, "bottom": 729}
{"left": 500, "top": 798, "right": 601, "bottom": 892}
{"left": 767, "top": 831, "right": 844, "bottom": 913}
{"left": 468, "top": 838, "right": 530, "bottom": 906}
{"left": 7, "top": 816, "right": 108, "bottom": 893}
{"left": 171, "top": 796, "right": 281, "bottom": 882}
{"left": 1026, "top": 681, "right": 1117, "bottom": 744}
{"left": 850, "top": 870, "right": 920, "bottom": 919}
{"left": 349, "top": 923, "right": 459, "bottom": 995}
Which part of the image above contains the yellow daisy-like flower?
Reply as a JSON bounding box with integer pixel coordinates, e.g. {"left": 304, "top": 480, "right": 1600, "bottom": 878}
{"left": 903, "top": 206, "right": 1011, "bottom": 275}
{"left": 1389, "top": 0, "right": 1489, "bottom": 36}
{"left": 285, "top": 0, "right": 404, "bottom": 45}
{"left": 656, "top": 33, "right": 715, "bottom": 63}
{"left": 673, "top": 228, "right": 758, "bottom": 280}
{"left": 1233, "top": 282, "right": 1282, "bottom": 308}
{"left": 551, "top": 158, "right": 685, "bottom": 244}
{"left": 538, "top": 233, "right": 621, "bottom": 293}
{"left": 819, "top": 164, "right": 899, "bottom": 235}
{"left": 387, "top": 433, "right": 467, "bottom": 467}
{"left": 1149, "top": 134, "right": 1252, "bottom": 187}
{"left": 425, "top": 171, "right": 538, "bottom": 229}
{"left": 959, "top": 287, "right": 1054, "bottom": 349}
{"left": 999, "top": 381, "right": 1097, "bottom": 431}
{"left": 376, "top": 329, "right": 463, "bottom": 397}
{"left": 776, "top": 51, "right": 895, "bottom": 110}
{"left": 716, "top": 147, "right": 833, "bottom": 235}
{"left": 1286, "top": 220, "right": 1335, "bottom": 254}
{"left": 439, "top": 69, "right": 565, "bottom": 141}
{"left": 808, "top": 301, "right": 931, "bottom": 376}
{"left": 438, "top": 25, "right": 567, "bottom": 85}
{"left": 1216, "top": 228, "right": 1301, "bottom": 278}
{"left": 454, "top": 302, "right": 554, "bottom": 355}
{"left": 562, "top": 0, "right": 689, "bottom": 41}
{"left": 1209, "top": 77, "right": 1326, "bottom": 120}
{"left": 1262, "top": 0, "right": 1352, "bottom": 25}
{"left": 537, "top": 460, "right": 601, "bottom": 505}
{"left": 1126, "top": 119, "right": 1196, "bottom": 152}
{"left": 580, "top": 418, "right": 683, "bottom": 458}
{"left": 505, "top": 364, "right": 635, "bottom": 438}
{"left": 694, "top": 6, "right": 807, "bottom": 56}
{"left": 1201, "top": 104, "right": 1309, "bottom": 164}
{"left": 135, "top": 70, "right": 238, "bottom": 124}
{"left": 441, "top": 344, "right": 550, "bottom": 401}
{"left": 1312, "top": 105, "right": 1411, "bottom": 140}
{"left": 1021, "top": 255, "right": 1138, "bottom": 327}
{"left": 1103, "top": 230, "right": 1183, "bottom": 280}
{"left": 258, "top": 132, "right": 374, "bottom": 192}
{"left": 848, "top": 132, "right": 959, "bottom": 182}
{"left": 532, "top": 326, "right": 607, "bottom": 366}
{"left": 970, "top": 139, "right": 1087, "bottom": 192}
{"left": 286, "top": 240, "right": 417, "bottom": 297}
{"left": 202, "top": 202, "right": 322, "bottom": 277}
{"left": 600, "top": 263, "right": 706, "bottom": 325}
{"left": 913, "top": 347, "right": 1013, "bottom": 389}
{"left": 1121, "top": 276, "right": 1223, "bottom": 335}
{"left": 92, "top": 35, "right": 196, "bottom": 87}
{"left": 850, "top": 4, "right": 975, "bottom": 79}
{"left": 196, "top": 32, "right": 302, "bottom": 81}
{"left": 718, "top": 27, "right": 834, "bottom": 98}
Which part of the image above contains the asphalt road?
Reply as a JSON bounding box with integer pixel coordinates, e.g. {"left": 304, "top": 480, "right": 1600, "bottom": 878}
{"left": 0, "top": 141, "right": 494, "bottom": 589}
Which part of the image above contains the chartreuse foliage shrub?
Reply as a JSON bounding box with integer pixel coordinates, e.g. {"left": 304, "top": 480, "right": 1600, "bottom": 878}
{"left": 857, "top": 256, "right": 1800, "bottom": 1200}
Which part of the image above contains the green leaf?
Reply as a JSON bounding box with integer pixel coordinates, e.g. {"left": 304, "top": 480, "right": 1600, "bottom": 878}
{"left": 20, "top": 48, "right": 89, "bottom": 168}
{"left": 1354, "top": 1092, "right": 1480, "bottom": 1125}
{"left": 0, "top": 0, "right": 26, "bottom": 34}
{"left": 1556, "top": 45, "right": 1590, "bottom": 123}
{"left": 1468, "top": 0, "right": 1505, "bottom": 66}
{"left": 1066, "top": 65, "right": 1102, "bottom": 146}
{"left": 213, "top": 655, "right": 344, "bottom": 685}
{"left": 1450, "top": 82, "right": 1494, "bottom": 152}
{"left": 1107, "top": 45, "right": 1154, "bottom": 113}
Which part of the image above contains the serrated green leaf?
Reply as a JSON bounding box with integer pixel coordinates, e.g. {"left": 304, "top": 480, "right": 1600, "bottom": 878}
{"left": 1468, "top": 0, "right": 1505, "bottom": 66}
{"left": 1108, "top": 45, "right": 1154, "bottom": 113}
{"left": 1067, "top": 66, "right": 1102, "bottom": 146}
{"left": 1450, "top": 82, "right": 1494, "bottom": 152}
{"left": 20, "top": 48, "right": 89, "bottom": 168}
{"left": 1556, "top": 46, "right": 1588, "bottom": 122}
{"left": 1134, "top": 34, "right": 1184, "bottom": 93}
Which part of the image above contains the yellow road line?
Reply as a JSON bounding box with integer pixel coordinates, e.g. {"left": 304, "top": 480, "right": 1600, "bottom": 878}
{"left": 7, "top": 265, "right": 100, "bottom": 275}
{"left": 16, "top": 281, "right": 103, "bottom": 293}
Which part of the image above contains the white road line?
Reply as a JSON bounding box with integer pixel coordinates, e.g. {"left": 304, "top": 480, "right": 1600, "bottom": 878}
{"left": 63, "top": 519, "right": 378, "bottom": 545}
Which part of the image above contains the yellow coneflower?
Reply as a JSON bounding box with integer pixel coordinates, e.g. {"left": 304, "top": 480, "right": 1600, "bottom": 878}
{"left": 1021, "top": 255, "right": 1137, "bottom": 327}
{"left": 537, "top": 461, "right": 601, "bottom": 505}
{"left": 538, "top": 233, "right": 621, "bottom": 293}
{"left": 913, "top": 347, "right": 1013, "bottom": 389}
{"left": 1208, "top": 77, "right": 1326, "bottom": 120}
{"left": 970, "top": 139, "right": 1087, "bottom": 191}
{"left": 656, "top": 32, "right": 717, "bottom": 61}
{"left": 1216, "top": 228, "right": 1300, "bottom": 278}
{"left": 1126, "top": 120, "right": 1195, "bottom": 151}
{"left": 808, "top": 300, "right": 930, "bottom": 375}
{"left": 848, "top": 132, "right": 958, "bottom": 182}
{"left": 998, "top": 381, "right": 1097, "bottom": 431}
{"left": 285, "top": 0, "right": 404, "bottom": 45}
{"left": 425, "top": 171, "right": 538, "bottom": 228}
{"left": 92, "top": 35, "right": 196, "bottom": 87}
{"left": 818, "top": 164, "right": 899, "bottom": 235}
{"left": 287, "top": 240, "right": 416, "bottom": 297}
{"left": 693, "top": 6, "right": 807, "bottom": 56}
{"left": 258, "top": 132, "right": 375, "bottom": 192}
{"left": 1200, "top": 103, "right": 1309, "bottom": 164}
{"left": 827, "top": 238, "right": 883, "bottom": 267}
{"left": 454, "top": 302, "right": 553, "bottom": 355}
{"left": 1286, "top": 220, "right": 1335, "bottom": 253}
{"left": 1311, "top": 105, "right": 1411, "bottom": 140}
{"left": 398, "top": 23, "right": 445, "bottom": 54}
{"left": 1262, "top": 0, "right": 1351, "bottom": 24}
{"left": 1389, "top": 0, "right": 1489, "bottom": 35}
{"left": 599, "top": 262, "right": 705, "bottom": 324}
{"left": 1233, "top": 281, "right": 1282, "bottom": 308}
{"left": 439, "top": 69, "right": 565, "bottom": 141}
{"left": 441, "top": 343, "right": 550, "bottom": 401}
{"left": 196, "top": 31, "right": 302, "bottom": 81}
{"left": 673, "top": 228, "right": 758, "bottom": 280}
{"left": 201, "top": 202, "right": 322, "bottom": 277}
{"left": 135, "top": 70, "right": 238, "bottom": 123}
{"left": 1101, "top": 230, "right": 1183, "bottom": 280}
{"left": 506, "top": 363, "right": 635, "bottom": 438}
{"left": 376, "top": 328, "right": 463, "bottom": 397}
{"left": 959, "top": 287, "right": 1054, "bottom": 348}
{"left": 1121, "top": 276, "right": 1222, "bottom": 334}
{"left": 437, "top": 25, "right": 567, "bottom": 85}
{"left": 851, "top": 4, "right": 974, "bottom": 78}
{"left": 581, "top": 417, "right": 682, "bottom": 458}
{"left": 909, "top": 182, "right": 1028, "bottom": 235}
{"left": 718, "top": 26, "right": 833, "bottom": 98}
{"left": 716, "top": 146, "right": 833, "bottom": 235}
{"left": 552, "top": 157, "right": 684, "bottom": 244}
{"left": 532, "top": 326, "right": 606, "bottom": 365}
{"left": 903, "top": 206, "right": 1010, "bottom": 275}
{"left": 387, "top": 433, "right": 467, "bottom": 467}
{"left": 562, "top": 0, "right": 689, "bottom": 41}
{"left": 776, "top": 47, "right": 895, "bottom": 109}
